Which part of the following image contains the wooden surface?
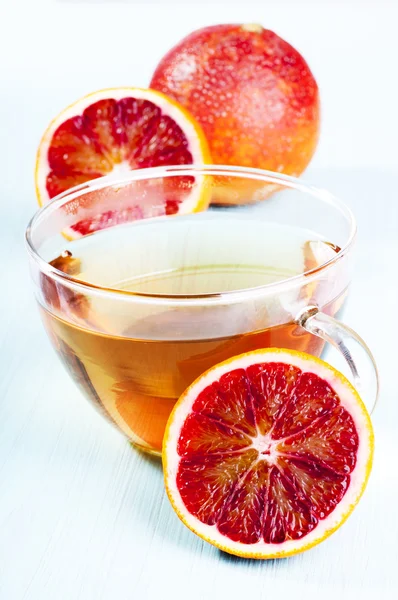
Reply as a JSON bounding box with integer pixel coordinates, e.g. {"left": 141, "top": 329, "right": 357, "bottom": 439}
{"left": 0, "top": 168, "right": 397, "bottom": 599}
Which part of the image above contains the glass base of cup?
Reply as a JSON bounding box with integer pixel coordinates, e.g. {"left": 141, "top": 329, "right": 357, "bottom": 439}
{"left": 130, "top": 440, "right": 162, "bottom": 458}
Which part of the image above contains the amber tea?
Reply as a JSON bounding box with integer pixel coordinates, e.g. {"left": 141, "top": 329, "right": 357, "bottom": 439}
{"left": 40, "top": 217, "right": 346, "bottom": 454}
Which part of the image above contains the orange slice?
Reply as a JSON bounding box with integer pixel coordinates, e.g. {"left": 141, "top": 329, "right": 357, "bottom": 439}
{"left": 163, "top": 348, "right": 374, "bottom": 559}
{"left": 35, "top": 87, "right": 211, "bottom": 238}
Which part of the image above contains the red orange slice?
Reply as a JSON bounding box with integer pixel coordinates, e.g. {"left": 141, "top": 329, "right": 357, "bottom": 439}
{"left": 163, "top": 348, "right": 373, "bottom": 558}
{"left": 35, "top": 88, "right": 211, "bottom": 237}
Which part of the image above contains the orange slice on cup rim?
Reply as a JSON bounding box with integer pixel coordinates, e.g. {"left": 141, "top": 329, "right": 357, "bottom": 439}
{"left": 163, "top": 348, "right": 374, "bottom": 559}
{"left": 35, "top": 87, "right": 212, "bottom": 239}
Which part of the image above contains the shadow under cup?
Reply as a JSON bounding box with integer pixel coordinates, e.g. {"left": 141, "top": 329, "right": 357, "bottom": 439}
{"left": 26, "top": 166, "right": 359, "bottom": 455}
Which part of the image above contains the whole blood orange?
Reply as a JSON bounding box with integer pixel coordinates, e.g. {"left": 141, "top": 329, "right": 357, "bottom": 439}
{"left": 163, "top": 348, "right": 374, "bottom": 558}
{"left": 151, "top": 24, "right": 320, "bottom": 204}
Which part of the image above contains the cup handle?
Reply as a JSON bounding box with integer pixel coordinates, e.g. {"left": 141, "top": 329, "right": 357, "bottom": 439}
{"left": 296, "top": 306, "right": 379, "bottom": 414}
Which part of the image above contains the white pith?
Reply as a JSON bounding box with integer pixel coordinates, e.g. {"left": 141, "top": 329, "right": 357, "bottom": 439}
{"left": 164, "top": 349, "right": 373, "bottom": 558}
{"left": 36, "top": 87, "right": 207, "bottom": 215}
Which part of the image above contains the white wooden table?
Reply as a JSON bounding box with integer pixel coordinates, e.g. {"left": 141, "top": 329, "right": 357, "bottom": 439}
{"left": 0, "top": 167, "right": 397, "bottom": 600}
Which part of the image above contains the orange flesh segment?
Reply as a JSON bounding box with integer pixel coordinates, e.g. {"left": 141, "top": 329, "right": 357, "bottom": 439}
{"left": 176, "top": 363, "right": 359, "bottom": 544}
{"left": 44, "top": 97, "right": 198, "bottom": 236}
{"left": 46, "top": 97, "right": 194, "bottom": 199}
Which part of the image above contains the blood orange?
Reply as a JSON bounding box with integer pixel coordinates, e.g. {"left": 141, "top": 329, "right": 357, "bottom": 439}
{"left": 35, "top": 88, "right": 211, "bottom": 238}
{"left": 151, "top": 24, "right": 320, "bottom": 204}
{"left": 163, "top": 348, "right": 373, "bottom": 558}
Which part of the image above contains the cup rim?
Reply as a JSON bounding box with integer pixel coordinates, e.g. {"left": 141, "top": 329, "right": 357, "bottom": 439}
{"left": 26, "top": 164, "right": 357, "bottom": 306}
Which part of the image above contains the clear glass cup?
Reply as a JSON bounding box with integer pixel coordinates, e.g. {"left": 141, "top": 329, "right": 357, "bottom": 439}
{"left": 26, "top": 165, "right": 378, "bottom": 455}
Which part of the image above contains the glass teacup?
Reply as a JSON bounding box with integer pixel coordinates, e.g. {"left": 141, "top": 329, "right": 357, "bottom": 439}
{"left": 26, "top": 165, "right": 378, "bottom": 455}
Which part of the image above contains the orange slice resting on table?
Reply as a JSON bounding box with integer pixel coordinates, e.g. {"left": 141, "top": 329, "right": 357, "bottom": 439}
{"left": 163, "top": 348, "right": 374, "bottom": 559}
{"left": 35, "top": 87, "right": 211, "bottom": 238}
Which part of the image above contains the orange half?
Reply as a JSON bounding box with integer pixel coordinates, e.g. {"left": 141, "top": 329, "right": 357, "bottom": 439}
{"left": 35, "top": 87, "right": 212, "bottom": 238}
{"left": 163, "top": 348, "right": 374, "bottom": 559}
